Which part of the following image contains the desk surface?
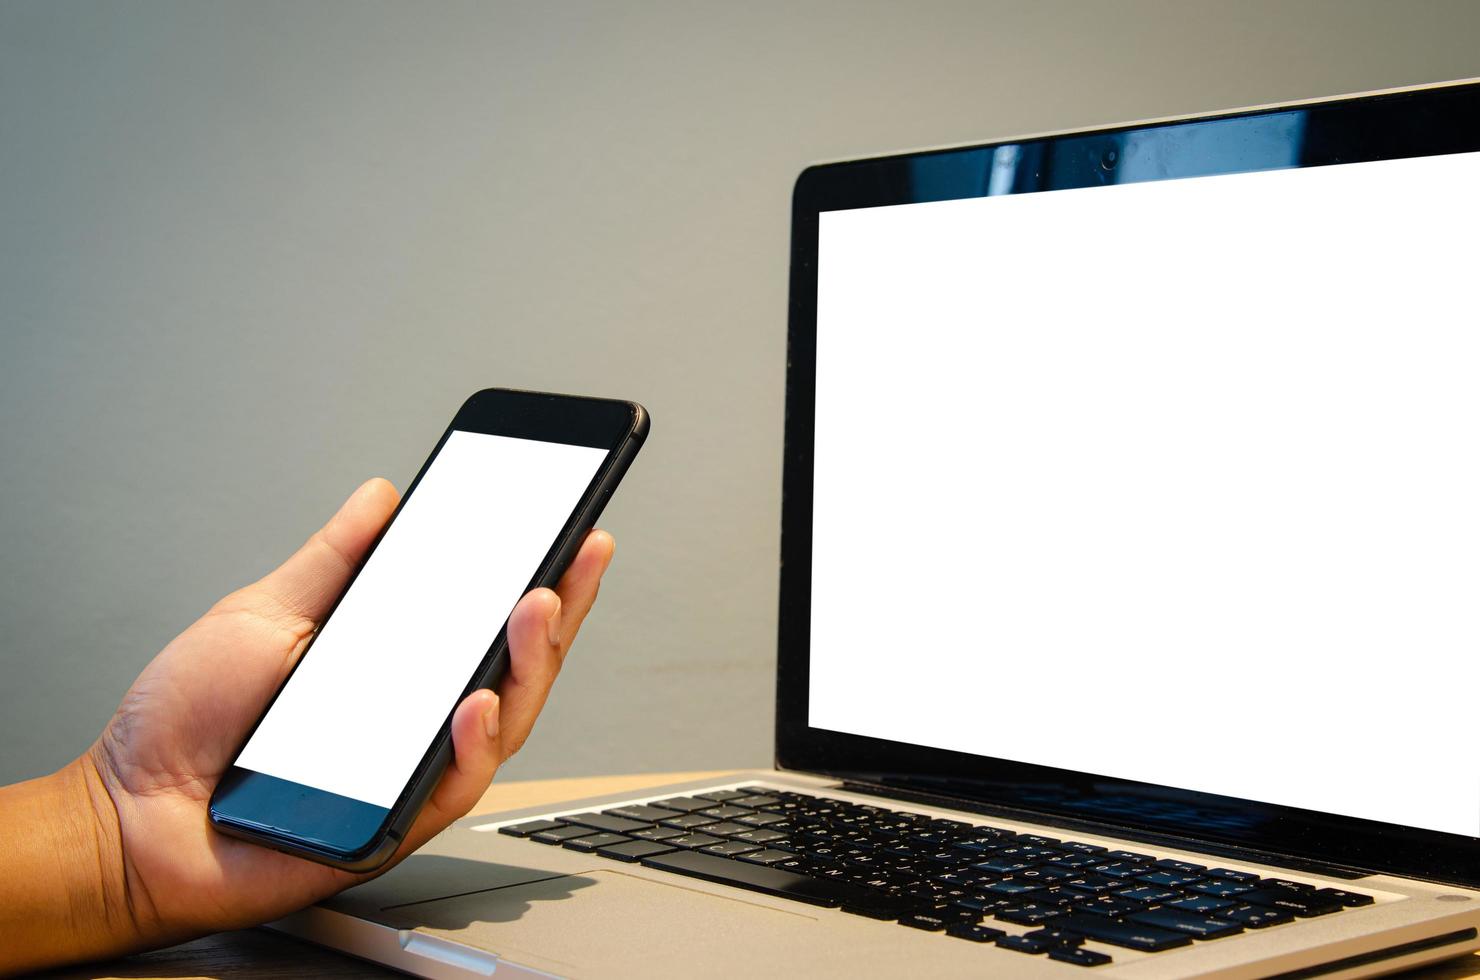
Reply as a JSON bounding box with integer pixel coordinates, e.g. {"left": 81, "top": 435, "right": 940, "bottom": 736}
{"left": 42, "top": 771, "right": 1480, "bottom": 980}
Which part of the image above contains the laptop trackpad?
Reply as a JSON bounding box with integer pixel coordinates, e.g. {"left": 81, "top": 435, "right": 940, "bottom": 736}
{"left": 387, "top": 870, "right": 819, "bottom": 978}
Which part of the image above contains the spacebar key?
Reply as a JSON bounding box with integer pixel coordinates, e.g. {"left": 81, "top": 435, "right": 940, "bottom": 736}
{"left": 1059, "top": 913, "right": 1194, "bottom": 952}
{"left": 641, "top": 849, "right": 868, "bottom": 908}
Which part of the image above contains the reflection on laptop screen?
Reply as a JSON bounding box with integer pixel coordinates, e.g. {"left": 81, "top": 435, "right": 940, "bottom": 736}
{"left": 807, "top": 148, "right": 1480, "bottom": 838}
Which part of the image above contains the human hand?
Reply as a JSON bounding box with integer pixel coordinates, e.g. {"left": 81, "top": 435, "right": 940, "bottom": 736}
{"left": 0, "top": 479, "right": 614, "bottom": 973}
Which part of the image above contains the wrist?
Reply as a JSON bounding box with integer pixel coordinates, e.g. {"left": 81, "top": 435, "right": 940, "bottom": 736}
{"left": 0, "top": 756, "right": 142, "bottom": 974}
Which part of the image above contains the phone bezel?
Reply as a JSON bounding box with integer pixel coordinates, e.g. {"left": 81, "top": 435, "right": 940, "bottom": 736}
{"left": 208, "top": 388, "right": 646, "bottom": 869}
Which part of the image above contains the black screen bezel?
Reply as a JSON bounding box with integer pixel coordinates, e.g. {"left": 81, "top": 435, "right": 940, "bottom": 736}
{"left": 211, "top": 388, "right": 643, "bottom": 862}
{"left": 778, "top": 81, "right": 1480, "bottom": 887}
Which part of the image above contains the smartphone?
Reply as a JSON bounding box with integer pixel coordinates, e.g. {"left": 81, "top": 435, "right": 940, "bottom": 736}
{"left": 208, "top": 388, "right": 648, "bottom": 870}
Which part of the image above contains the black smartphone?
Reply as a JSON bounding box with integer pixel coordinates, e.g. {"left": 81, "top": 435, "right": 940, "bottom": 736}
{"left": 208, "top": 388, "right": 648, "bottom": 870}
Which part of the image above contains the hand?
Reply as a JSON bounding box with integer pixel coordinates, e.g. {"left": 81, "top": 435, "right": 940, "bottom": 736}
{"left": 0, "top": 479, "right": 615, "bottom": 974}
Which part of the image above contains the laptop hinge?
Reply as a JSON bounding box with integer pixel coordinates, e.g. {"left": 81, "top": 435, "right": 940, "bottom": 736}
{"left": 839, "top": 778, "right": 1368, "bottom": 880}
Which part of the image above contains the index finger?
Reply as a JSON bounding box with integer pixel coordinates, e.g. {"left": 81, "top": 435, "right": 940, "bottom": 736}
{"left": 495, "top": 530, "right": 615, "bottom": 758}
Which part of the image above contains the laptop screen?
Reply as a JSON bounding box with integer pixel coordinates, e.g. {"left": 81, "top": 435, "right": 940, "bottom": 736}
{"left": 801, "top": 103, "right": 1480, "bottom": 843}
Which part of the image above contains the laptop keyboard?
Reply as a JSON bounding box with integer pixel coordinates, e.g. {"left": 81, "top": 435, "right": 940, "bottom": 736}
{"left": 500, "top": 786, "right": 1374, "bottom": 967}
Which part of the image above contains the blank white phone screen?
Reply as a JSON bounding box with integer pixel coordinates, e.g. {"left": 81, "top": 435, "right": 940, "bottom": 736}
{"left": 809, "top": 149, "right": 1480, "bottom": 838}
{"left": 236, "top": 430, "right": 607, "bottom": 808}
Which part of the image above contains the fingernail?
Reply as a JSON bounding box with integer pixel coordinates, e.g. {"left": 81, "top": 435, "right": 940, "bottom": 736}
{"left": 546, "top": 595, "right": 563, "bottom": 647}
{"left": 482, "top": 698, "right": 499, "bottom": 740}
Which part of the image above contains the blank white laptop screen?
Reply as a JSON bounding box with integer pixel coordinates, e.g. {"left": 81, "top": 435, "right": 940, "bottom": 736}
{"left": 808, "top": 149, "right": 1480, "bottom": 838}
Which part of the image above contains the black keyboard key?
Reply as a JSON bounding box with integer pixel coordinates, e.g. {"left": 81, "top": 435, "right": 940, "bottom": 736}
{"left": 1166, "top": 894, "right": 1236, "bottom": 914}
{"left": 632, "top": 826, "right": 686, "bottom": 842}
{"left": 1129, "top": 907, "right": 1244, "bottom": 939}
{"left": 1062, "top": 873, "right": 1119, "bottom": 895}
{"left": 1059, "top": 841, "right": 1108, "bottom": 856}
{"left": 740, "top": 849, "right": 796, "bottom": 866}
{"left": 1017, "top": 834, "right": 1061, "bottom": 847}
{"left": 1206, "top": 867, "right": 1260, "bottom": 882}
{"left": 1189, "top": 878, "right": 1253, "bottom": 898}
{"left": 703, "top": 840, "right": 761, "bottom": 857}
{"left": 563, "top": 832, "right": 632, "bottom": 852}
{"left": 1261, "top": 877, "right": 1314, "bottom": 891}
{"left": 818, "top": 866, "right": 861, "bottom": 883}
{"left": 1017, "top": 866, "right": 1073, "bottom": 883}
{"left": 597, "top": 839, "right": 678, "bottom": 862}
{"left": 1076, "top": 896, "right": 1146, "bottom": 918}
{"left": 1312, "top": 887, "right": 1373, "bottom": 908}
{"left": 799, "top": 828, "right": 843, "bottom": 845}
{"left": 699, "top": 821, "right": 752, "bottom": 837}
{"left": 1239, "top": 888, "right": 1342, "bottom": 917}
{"left": 903, "top": 880, "right": 952, "bottom": 899}
{"left": 984, "top": 879, "right": 1042, "bottom": 897}
{"left": 774, "top": 857, "right": 816, "bottom": 874}
{"left": 532, "top": 824, "right": 595, "bottom": 844}
{"left": 842, "top": 903, "right": 904, "bottom": 920}
{"left": 840, "top": 893, "right": 922, "bottom": 919}
{"left": 995, "top": 904, "right": 1066, "bottom": 926}
{"left": 975, "top": 857, "right": 1033, "bottom": 874}
{"left": 954, "top": 895, "right": 1011, "bottom": 913}
{"left": 951, "top": 836, "right": 1006, "bottom": 854}
{"left": 730, "top": 828, "right": 788, "bottom": 845}
{"left": 695, "top": 789, "right": 750, "bottom": 802}
{"left": 944, "top": 922, "right": 1006, "bottom": 943}
{"left": 660, "top": 813, "right": 718, "bottom": 830}
{"left": 1109, "top": 850, "right": 1157, "bottom": 863}
{"left": 651, "top": 796, "right": 714, "bottom": 812}
{"left": 1154, "top": 859, "right": 1208, "bottom": 874}
{"left": 996, "top": 934, "right": 1051, "bottom": 954}
{"left": 1026, "top": 927, "right": 1085, "bottom": 947}
{"left": 732, "top": 794, "right": 781, "bottom": 807}
{"left": 560, "top": 813, "right": 652, "bottom": 834}
{"left": 1026, "top": 887, "right": 1089, "bottom": 908}
{"left": 1218, "top": 903, "right": 1295, "bottom": 928}
{"left": 499, "top": 819, "right": 563, "bottom": 838}
{"left": 1091, "top": 861, "right": 1148, "bottom": 879}
{"left": 667, "top": 833, "right": 724, "bottom": 849}
{"left": 699, "top": 805, "right": 754, "bottom": 820}
{"left": 1058, "top": 913, "right": 1194, "bottom": 952}
{"left": 603, "top": 804, "right": 683, "bottom": 822}
{"left": 1049, "top": 947, "right": 1113, "bottom": 967}
{"left": 737, "top": 812, "right": 788, "bottom": 827}
{"left": 900, "top": 912, "right": 951, "bottom": 931}
{"left": 642, "top": 848, "right": 893, "bottom": 908}
{"left": 1119, "top": 885, "right": 1179, "bottom": 904}
{"left": 1137, "top": 870, "right": 1204, "bottom": 888}
{"left": 920, "top": 849, "right": 970, "bottom": 866}
{"left": 931, "top": 818, "right": 974, "bottom": 831}
{"left": 933, "top": 888, "right": 982, "bottom": 908}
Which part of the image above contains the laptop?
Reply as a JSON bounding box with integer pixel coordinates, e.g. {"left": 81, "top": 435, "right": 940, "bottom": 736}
{"left": 272, "top": 79, "right": 1480, "bottom": 977}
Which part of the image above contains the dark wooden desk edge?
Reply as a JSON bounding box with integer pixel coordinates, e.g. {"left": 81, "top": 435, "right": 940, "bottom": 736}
{"left": 34, "top": 929, "right": 399, "bottom": 980}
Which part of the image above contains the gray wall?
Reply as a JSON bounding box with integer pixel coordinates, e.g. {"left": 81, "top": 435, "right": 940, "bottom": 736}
{"left": 2, "top": 0, "right": 1477, "bottom": 787}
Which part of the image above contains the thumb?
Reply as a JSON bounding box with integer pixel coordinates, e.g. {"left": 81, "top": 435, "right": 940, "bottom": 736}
{"left": 248, "top": 478, "right": 399, "bottom": 625}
